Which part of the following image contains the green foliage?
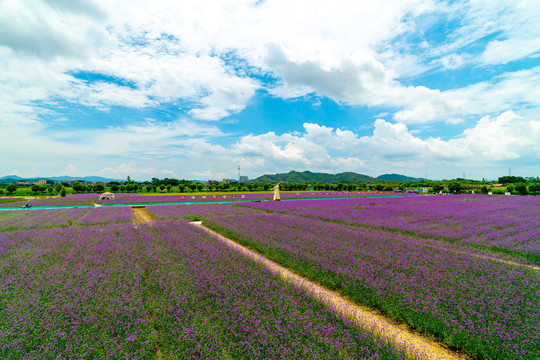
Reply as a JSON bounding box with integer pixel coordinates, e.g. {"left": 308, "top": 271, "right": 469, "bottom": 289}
{"left": 528, "top": 183, "right": 540, "bottom": 195}
{"left": 480, "top": 185, "right": 489, "bottom": 194}
{"left": 60, "top": 187, "right": 66, "bottom": 197}
{"left": 94, "top": 184, "right": 105, "bottom": 193}
{"left": 498, "top": 176, "right": 526, "bottom": 184}
{"left": 72, "top": 182, "right": 84, "bottom": 193}
{"left": 6, "top": 184, "right": 17, "bottom": 194}
{"left": 448, "top": 181, "right": 462, "bottom": 194}
{"left": 432, "top": 184, "right": 443, "bottom": 193}
{"left": 514, "top": 183, "right": 528, "bottom": 195}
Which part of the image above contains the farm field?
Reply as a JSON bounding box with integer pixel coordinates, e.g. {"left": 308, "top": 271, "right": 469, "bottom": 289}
{"left": 0, "top": 190, "right": 388, "bottom": 208}
{"left": 241, "top": 195, "right": 540, "bottom": 264}
{"left": 1, "top": 211, "right": 407, "bottom": 358}
{"left": 1, "top": 195, "right": 539, "bottom": 359}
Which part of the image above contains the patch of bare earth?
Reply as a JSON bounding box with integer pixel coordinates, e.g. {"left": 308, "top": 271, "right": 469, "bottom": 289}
{"left": 190, "top": 221, "right": 469, "bottom": 360}
{"left": 132, "top": 207, "right": 155, "bottom": 224}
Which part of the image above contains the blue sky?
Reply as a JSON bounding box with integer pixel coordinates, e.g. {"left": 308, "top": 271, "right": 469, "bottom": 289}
{"left": 1, "top": 0, "right": 539, "bottom": 181}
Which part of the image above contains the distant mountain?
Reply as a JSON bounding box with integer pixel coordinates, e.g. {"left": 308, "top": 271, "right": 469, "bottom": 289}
{"left": 377, "top": 173, "right": 426, "bottom": 182}
{"left": 252, "top": 171, "right": 379, "bottom": 184}
{"left": 0, "top": 175, "right": 24, "bottom": 183}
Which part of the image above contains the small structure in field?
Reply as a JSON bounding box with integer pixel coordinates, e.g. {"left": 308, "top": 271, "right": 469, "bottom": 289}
{"left": 99, "top": 192, "right": 115, "bottom": 200}
{"left": 272, "top": 183, "right": 281, "bottom": 201}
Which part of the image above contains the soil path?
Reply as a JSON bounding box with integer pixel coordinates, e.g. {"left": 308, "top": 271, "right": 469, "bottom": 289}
{"left": 132, "top": 207, "right": 155, "bottom": 224}
{"left": 190, "top": 221, "right": 468, "bottom": 360}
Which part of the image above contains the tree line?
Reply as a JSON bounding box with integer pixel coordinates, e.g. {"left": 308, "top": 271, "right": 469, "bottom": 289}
{"left": 1, "top": 176, "right": 539, "bottom": 196}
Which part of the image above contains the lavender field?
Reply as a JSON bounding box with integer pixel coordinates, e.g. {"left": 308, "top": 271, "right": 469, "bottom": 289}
{"left": 0, "top": 207, "right": 133, "bottom": 231}
{"left": 1, "top": 195, "right": 539, "bottom": 359}
{"left": 0, "top": 218, "right": 406, "bottom": 358}
{"left": 241, "top": 195, "right": 540, "bottom": 264}
{"left": 206, "top": 211, "right": 540, "bottom": 359}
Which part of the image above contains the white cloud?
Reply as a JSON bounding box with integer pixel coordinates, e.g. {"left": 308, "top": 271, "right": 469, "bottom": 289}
{"left": 1, "top": 0, "right": 539, "bottom": 180}
{"left": 440, "top": 54, "right": 464, "bottom": 70}
{"left": 97, "top": 162, "right": 156, "bottom": 179}
{"left": 223, "top": 111, "right": 540, "bottom": 178}
{"left": 394, "top": 66, "right": 540, "bottom": 124}
{"left": 482, "top": 38, "right": 540, "bottom": 65}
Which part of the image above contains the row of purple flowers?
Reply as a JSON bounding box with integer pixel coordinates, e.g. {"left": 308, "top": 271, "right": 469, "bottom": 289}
{"left": 240, "top": 194, "right": 540, "bottom": 263}
{"left": 205, "top": 211, "right": 540, "bottom": 359}
{"left": 0, "top": 220, "right": 406, "bottom": 359}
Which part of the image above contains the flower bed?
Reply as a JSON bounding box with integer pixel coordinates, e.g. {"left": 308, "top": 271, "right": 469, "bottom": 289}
{"left": 206, "top": 212, "right": 540, "bottom": 359}
{"left": 0, "top": 221, "right": 406, "bottom": 359}
{"left": 242, "top": 195, "right": 540, "bottom": 263}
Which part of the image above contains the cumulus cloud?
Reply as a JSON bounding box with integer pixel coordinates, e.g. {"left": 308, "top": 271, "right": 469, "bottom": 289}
{"left": 482, "top": 38, "right": 540, "bottom": 65}
{"left": 1, "top": 0, "right": 539, "bottom": 179}
{"left": 394, "top": 66, "right": 540, "bottom": 124}
{"left": 224, "top": 111, "right": 540, "bottom": 178}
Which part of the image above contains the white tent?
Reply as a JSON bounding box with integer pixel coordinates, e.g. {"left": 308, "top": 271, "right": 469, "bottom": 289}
{"left": 99, "top": 192, "right": 115, "bottom": 200}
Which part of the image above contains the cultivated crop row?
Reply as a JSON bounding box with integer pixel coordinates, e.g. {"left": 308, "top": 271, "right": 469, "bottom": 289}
{"left": 206, "top": 212, "right": 540, "bottom": 359}
{"left": 242, "top": 195, "right": 540, "bottom": 263}
{"left": 0, "top": 207, "right": 133, "bottom": 231}
{"left": 0, "top": 221, "right": 407, "bottom": 359}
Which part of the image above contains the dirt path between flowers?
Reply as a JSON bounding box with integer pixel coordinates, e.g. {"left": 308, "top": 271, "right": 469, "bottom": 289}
{"left": 132, "top": 207, "right": 155, "bottom": 224}
{"left": 190, "top": 221, "right": 468, "bottom": 360}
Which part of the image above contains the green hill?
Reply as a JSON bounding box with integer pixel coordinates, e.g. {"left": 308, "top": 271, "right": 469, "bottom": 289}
{"left": 251, "top": 171, "right": 379, "bottom": 184}
{"left": 377, "top": 173, "right": 426, "bottom": 182}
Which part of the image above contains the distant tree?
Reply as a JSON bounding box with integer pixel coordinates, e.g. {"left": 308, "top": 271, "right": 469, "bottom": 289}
{"left": 31, "top": 184, "right": 40, "bottom": 194}
{"left": 94, "top": 184, "right": 105, "bottom": 193}
{"left": 166, "top": 185, "right": 172, "bottom": 192}
{"left": 0, "top": 188, "right": 3, "bottom": 195}
{"left": 55, "top": 183, "right": 62, "bottom": 192}
{"left": 498, "top": 176, "right": 526, "bottom": 184}
{"left": 60, "top": 187, "right": 66, "bottom": 197}
{"left": 506, "top": 184, "right": 515, "bottom": 193}
{"left": 514, "top": 183, "right": 528, "bottom": 195}
{"left": 159, "top": 185, "right": 165, "bottom": 192}
{"left": 6, "top": 184, "right": 17, "bottom": 194}
{"left": 432, "top": 184, "right": 443, "bottom": 193}
{"left": 72, "top": 182, "right": 84, "bottom": 193}
{"left": 196, "top": 184, "right": 203, "bottom": 192}
{"left": 126, "top": 183, "right": 138, "bottom": 193}
{"left": 480, "top": 185, "right": 489, "bottom": 194}
{"left": 448, "top": 181, "right": 462, "bottom": 194}
{"left": 120, "top": 185, "right": 126, "bottom": 192}
{"left": 528, "top": 183, "right": 540, "bottom": 195}
{"left": 110, "top": 184, "right": 119, "bottom": 192}
{"left": 47, "top": 186, "right": 54, "bottom": 194}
